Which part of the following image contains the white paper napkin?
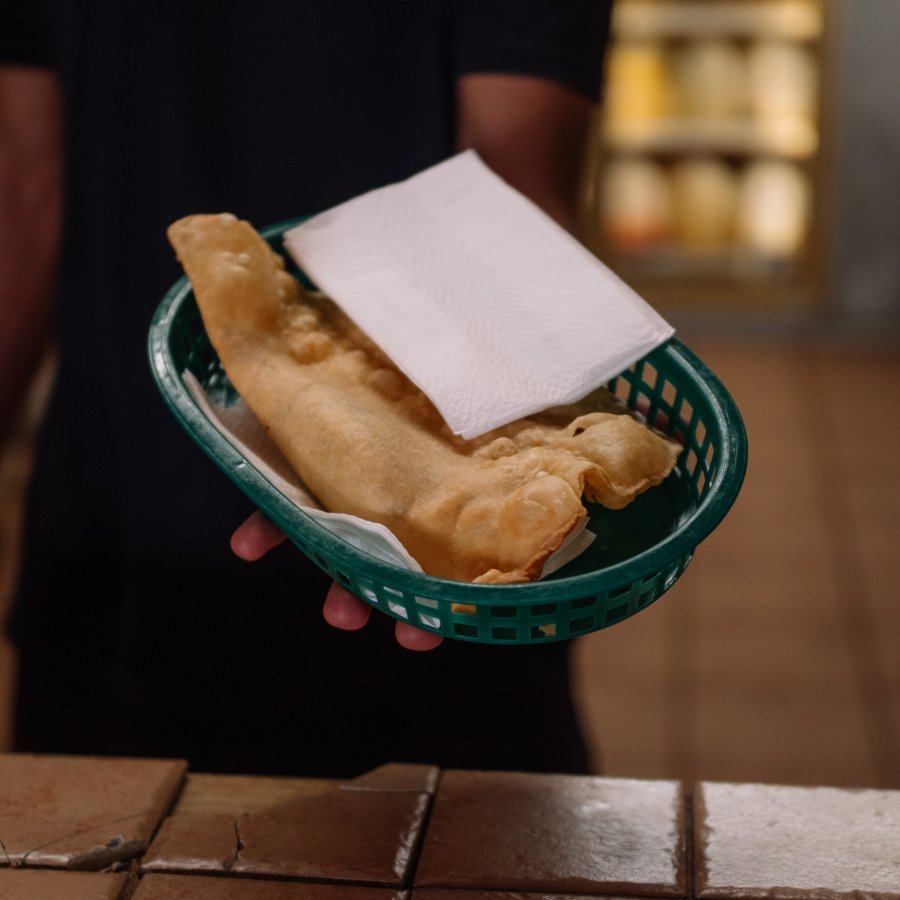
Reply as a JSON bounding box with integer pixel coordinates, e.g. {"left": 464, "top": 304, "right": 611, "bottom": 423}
{"left": 183, "top": 373, "right": 594, "bottom": 580}
{"left": 283, "top": 150, "right": 674, "bottom": 440}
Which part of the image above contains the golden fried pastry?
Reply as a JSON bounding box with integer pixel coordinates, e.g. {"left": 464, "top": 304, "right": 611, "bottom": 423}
{"left": 167, "top": 213, "right": 681, "bottom": 584}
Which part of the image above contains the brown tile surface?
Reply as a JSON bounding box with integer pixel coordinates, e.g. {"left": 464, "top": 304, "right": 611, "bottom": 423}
{"left": 143, "top": 783, "right": 430, "bottom": 885}
{"left": 0, "top": 753, "right": 186, "bottom": 869}
{"left": 133, "top": 874, "right": 407, "bottom": 900}
{"left": 415, "top": 771, "right": 685, "bottom": 897}
{"left": 140, "top": 813, "right": 236, "bottom": 875}
{"left": 695, "top": 780, "right": 900, "bottom": 899}
{"left": 0, "top": 867, "right": 127, "bottom": 899}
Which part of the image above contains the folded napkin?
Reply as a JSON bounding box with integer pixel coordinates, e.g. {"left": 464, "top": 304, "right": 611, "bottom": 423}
{"left": 283, "top": 150, "right": 673, "bottom": 439}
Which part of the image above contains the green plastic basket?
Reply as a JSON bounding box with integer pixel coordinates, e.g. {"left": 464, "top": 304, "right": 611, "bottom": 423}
{"left": 149, "top": 217, "right": 747, "bottom": 645}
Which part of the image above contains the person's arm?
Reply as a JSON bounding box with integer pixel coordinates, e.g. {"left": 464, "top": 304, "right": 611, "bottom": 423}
{"left": 456, "top": 72, "right": 594, "bottom": 233}
{"left": 0, "top": 65, "right": 61, "bottom": 445}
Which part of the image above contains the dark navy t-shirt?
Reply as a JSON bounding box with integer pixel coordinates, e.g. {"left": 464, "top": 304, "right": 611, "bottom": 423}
{"left": 2, "top": 1, "right": 611, "bottom": 774}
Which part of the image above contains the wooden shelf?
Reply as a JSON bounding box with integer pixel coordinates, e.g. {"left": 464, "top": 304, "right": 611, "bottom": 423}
{"left": 605, "top": 245, "right": 799, "bottom": 281}
{"left": 612, "top": 0, "right": 824, "bottom": 42}
{"left": 603, "top": 117, "right": 818, "bottom": 160}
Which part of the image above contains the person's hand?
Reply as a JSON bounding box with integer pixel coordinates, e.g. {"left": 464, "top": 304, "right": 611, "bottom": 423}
{"left": 231, "top": 510, "right": 444, "bottom": 651}
{"left": 321, "top": 581, "right": 444, "bottom": 651}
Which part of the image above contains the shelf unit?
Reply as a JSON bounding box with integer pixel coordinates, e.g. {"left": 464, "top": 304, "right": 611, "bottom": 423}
{"left": 582, "top": 0, "right": 835, "bottom": 314}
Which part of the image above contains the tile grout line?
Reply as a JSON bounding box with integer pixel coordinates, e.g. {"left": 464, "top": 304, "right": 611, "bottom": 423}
{"left": 795, "top": 348, "right": 900, "bottom": 787}
{"left": 683, "top": 782, "right": 697, "bottom": 900}
{"left": 403, "top": 769, "right": 443, "bottom": 893}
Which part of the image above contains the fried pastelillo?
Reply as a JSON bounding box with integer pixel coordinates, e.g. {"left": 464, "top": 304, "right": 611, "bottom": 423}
{"left": 167, "top": 213, "right": 681, "bottom": 583}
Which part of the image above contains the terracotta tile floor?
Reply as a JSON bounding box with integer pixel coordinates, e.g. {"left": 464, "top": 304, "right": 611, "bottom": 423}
{"left": 1, "top": 340, "right": 899, "bottom": 789}
{"left": 573, "top": 337, "right": 900, "bottom": 790}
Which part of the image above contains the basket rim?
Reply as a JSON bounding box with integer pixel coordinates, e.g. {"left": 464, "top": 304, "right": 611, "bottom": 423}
{"left": 149, "top": 219, "right": 748, "bottom": 605}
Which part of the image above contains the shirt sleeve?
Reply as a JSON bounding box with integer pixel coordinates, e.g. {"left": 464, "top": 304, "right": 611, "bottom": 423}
{"left": 454, "top": 0, "right": 612, "bottom": 101}
{"left": 0, "top": 2, "right": 53, "bottom": 67}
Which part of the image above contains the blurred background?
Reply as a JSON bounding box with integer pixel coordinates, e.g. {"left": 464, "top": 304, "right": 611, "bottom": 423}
{"left": 574, "top": 0, "right": 900, "bottom": 790}
{"left": 582, "top": 0, "right": 899, "bottom": 334}
{"left": 1, "top": 0, "right": 899, "bottom": 788}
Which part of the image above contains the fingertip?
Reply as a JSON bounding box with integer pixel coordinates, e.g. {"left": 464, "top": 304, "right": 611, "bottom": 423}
{"left": 395, "top": 621, "right": 444, "bottom": 652}
{"left": 231, "top": 510, "right": 286, "bottom": 561}
{"left": 323, "top": 582, "right": 372, "bottom": 631}
{"left": 229, "top": 529, "right": 260, "bottom": 561}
